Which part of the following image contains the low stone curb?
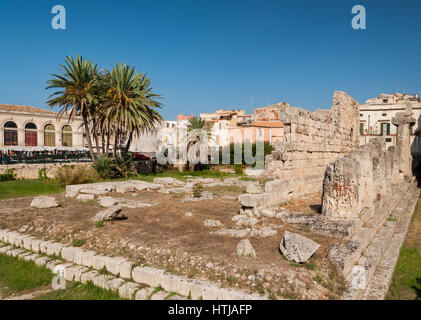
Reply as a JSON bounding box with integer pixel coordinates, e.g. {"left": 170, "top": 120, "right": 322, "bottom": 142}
{"left": 0, "top": 229, "right": 266, "bottom": 300}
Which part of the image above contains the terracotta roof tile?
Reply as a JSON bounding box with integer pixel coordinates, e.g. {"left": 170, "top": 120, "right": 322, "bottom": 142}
{"left": 0, "top": 104, "right": 57, "bottom": 115}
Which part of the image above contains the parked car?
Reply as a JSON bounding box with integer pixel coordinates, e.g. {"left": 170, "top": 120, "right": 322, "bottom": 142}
{"left": 132, "top": 153, "right": 151, "bottom": 161}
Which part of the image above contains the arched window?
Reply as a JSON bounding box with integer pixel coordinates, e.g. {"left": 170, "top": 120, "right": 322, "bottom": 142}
{"left": 4, "top": 121, "right": 18, "bottom": 146}
{"left": 25, "top": 123, "right": 37, "bottom": 146}
{"left": 62, "top": 125, "right": 72, "bottom": 147}
{"left": 44, "top": 124, "right": 55, "bottom": 146}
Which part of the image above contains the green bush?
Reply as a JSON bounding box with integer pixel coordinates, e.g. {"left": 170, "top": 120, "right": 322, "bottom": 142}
{"left": 92, "top": 153, "right": 137, "bottom": 179}
{"left": 193, "top": 183, "right": 203, "bottom": 198}
{"left": 0, "top": 168, "right": 17, "bottom": 182}
{"left": 55, "top": 165, "right": 99, "bottom": 187}
{"left": 234, "top": 164, "right": 244, "bottom": 175}
{"left": 38, "top": 168, "right": 48, "bottom": 179}
{"left": 92, "top": 155, "right": 117, "bottom": 179}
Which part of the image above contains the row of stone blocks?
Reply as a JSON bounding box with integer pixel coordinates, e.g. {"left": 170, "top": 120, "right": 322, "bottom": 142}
{"left": 338, "top": 180, "right": 419, "bottom": 299}
{"left": 363, "top": 185, "right": 419, "bottom": 299}
{"left": 0, "top": 229, "right": 265, "bottom": 300}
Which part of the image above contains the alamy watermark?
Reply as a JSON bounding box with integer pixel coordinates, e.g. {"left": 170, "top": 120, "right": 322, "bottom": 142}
{"left": 52, "top": 265, "right": 66, "bottom": 290}
{"left": 156, "top": 127, "right": 266, "bottom": 169}
{"left": 351, "top": 5, "right": 366, "bottom": 30}
{"left": 51, "top": 5, "right": 66, "bottom": 30}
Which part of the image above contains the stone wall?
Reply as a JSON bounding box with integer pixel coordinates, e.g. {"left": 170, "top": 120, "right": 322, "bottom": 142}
{"left": 321, "top": 108, "right": 415, "bottom": 219}
{"left": 265, "top": 91, "right": 360, "bottom": 185}
{"left": 0, "top": 162, "right": 91, "bottom": 179}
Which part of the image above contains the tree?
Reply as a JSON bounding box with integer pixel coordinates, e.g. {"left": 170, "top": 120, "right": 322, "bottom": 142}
{"left": 101, "top": 63, "right": 163, "bottom": 156}
{"left": 46, "top": 56, "right": 99, "bottom": 162}
{"left": 185, "top": 117, "right": 211, "bottom": 171}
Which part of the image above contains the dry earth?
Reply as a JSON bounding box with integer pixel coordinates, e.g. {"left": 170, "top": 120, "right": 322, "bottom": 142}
{"left": 0, "top": 186, "right": 346, "bottom": 299}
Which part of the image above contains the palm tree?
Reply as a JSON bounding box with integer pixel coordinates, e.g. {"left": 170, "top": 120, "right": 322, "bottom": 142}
{"left": 102, "top": 63, "right": 163, "bottom": 156}
{"left": 185, "top": 117, "right": 212, "bottom": 171}
{"left": 46, "top": 56, "right": 99, "bottom": 162}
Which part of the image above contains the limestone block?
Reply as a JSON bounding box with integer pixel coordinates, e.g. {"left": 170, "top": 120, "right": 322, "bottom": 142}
{"left": 80, "top": 188, "right": 107, "bottom": 196}
{"left": 92, "top": 205, "right": 122, "bottom": 223}
{"left": 80, "top": 250, "right": 97, "bottom": 268}
{"left": 213, "top": 228, "right": 251, "bottom": 238}
{"left": 238, "top": 193, "right": 266, "bottom": 208}
{"left": 23, "top": 254, "right": 39, "bottom": 262}
{"left": 103, "top": 256, "right": 127, "bottom": 276}
{"left": 154, "top": 177, "right": 184, "bottom": 186}
{"left": 64, "top": 266, "right": 85, "bottom": 282}
{"left": 39, "top": 241, "right": 54, "bottom": 254}
{"left": 77, "top": 194, "right": 95, "bottom": 201}
{"left": 92, "top": 274, "right": 114, "bottom": 290}
{"left": 31, "top": 239, "right": 43, "bottom": 253}
{"left": 7, "top": 248, "right": 25, "bottom": 257}
{"left": 108, "top": 278, "right": 126, "bottom": 292}
{"left": 73, "top": 266, "right": 90, "bottom": 282}
{"left": 34, "top": 256, "right": 51, "bottom": 267}
{"left": 0, "top": 245, "right": 13, "bottom": 254}
{"left": 131, "top": 266, "right": 165, "bottom": 288}
{"left": 236, "top": 239, "right": 256, "bottom": 257}
{"left": 118, "top": 282, "right": 141, "bottom": 300}
{"left": 279, "top": 231, "right": 320, "bottom": 263}
{"left": 135, "top": 287, "right": 154, "bottom": 300}
{"left": 204, "top": 219, "right": 223, "bottom": 228}
{"left": 232, "top": 215, "right": 258, "bottom": 227}
{"left": 17, "top": 251, "right": 32, "bottom": 259}
{"left": 30, "top": 196, "right": 59, "bottom": 209}
{"left": 22, "top": 236, "right": 35, "bottom": 251}
{"left": 80, "top": 270, "right": 99, "bottom": 284}
{"left": 0, "top": 229, "right": 10, "bottom": 242}
{"left": 98, "top": 197, "right": 119, "bottom": 208}
{"left": 118, "top": 259, "right": 134, "bottom": 279}
{"left": 91, "top": 255, "right": 107, "bottom": 270}
{"left": 250, "top": 226, "right": 278, "bottom": 238}
{"left": 46, "top": 242, "right": 66, "bottom": 257}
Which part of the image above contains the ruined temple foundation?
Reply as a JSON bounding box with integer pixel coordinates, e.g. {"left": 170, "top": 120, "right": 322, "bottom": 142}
{"left": 238, "top": 97, "right": 419, "bottom": 300}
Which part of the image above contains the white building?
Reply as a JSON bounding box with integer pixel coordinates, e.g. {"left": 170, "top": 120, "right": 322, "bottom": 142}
{"left": 359, "top": 93, "right": 421, "bottom": 156}
{"left": 0, "top": 104, "right": 85, "bottom": 149}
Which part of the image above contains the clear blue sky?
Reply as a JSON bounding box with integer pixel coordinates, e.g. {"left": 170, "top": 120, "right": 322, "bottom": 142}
{"left": 0, "top": 0, "right": 420, "bottom": 120}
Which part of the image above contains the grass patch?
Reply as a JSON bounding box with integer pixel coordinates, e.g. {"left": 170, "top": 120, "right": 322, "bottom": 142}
{"left": 387, "top": 247, "right": 421, "bottom": 300}
{"left": 72, "top": 239, "right": 86, "bottom": 247}
{"left": 387, "top": 196, "right": 421, "bottom": 300}
{"left": 95, "top": 221, "right": 105, "bottom": 228}
{"left": 0, "top": 179, "right": 64, "bottom": 200}
{"left": 0, "top": 253, "right": 54, "bottom": 294}
{"left": 35, "top": 281, "right": 124, "bottom": 300}
{"left": 134, "top": 169, "right": 242, "bottom": 183}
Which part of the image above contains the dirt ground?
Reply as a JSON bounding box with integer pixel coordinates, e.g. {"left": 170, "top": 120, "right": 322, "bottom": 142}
{"left": 0, "top": 185, "right": 346, "bottom": 300}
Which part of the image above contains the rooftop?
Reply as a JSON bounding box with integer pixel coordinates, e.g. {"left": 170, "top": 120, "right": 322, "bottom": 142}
{"left": 0, "top": 103, "right": 57, "bottom": 116}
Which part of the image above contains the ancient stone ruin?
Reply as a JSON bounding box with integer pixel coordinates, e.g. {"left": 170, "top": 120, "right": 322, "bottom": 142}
{"left": 239, "top": 91, "right": 360, "bottom": 209}
{"left": 237, "top": 96, "right": 419, "bottom": 300}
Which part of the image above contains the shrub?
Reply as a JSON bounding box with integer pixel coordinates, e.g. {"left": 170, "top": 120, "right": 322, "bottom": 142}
{"left": 0, "top": 168, "right": 17, "bottom": 182}
{"left": 234, "top": 164, "right": 244, "bottom": 175}
{"left": 92, "top": 155, "right": 117, "bottom": 179}
{"left": 38, "top": 168, "right": 48, "bottom": 179}
{"left": 92, "top": 153, "right": 137, "bottom": 179}
{"left": 72, "top": 238, "right": 86, "bottom": 247}
{"left": 114, "top": 153, "right": 137, "bottom": 178}
{"left": 55, "top": 165, "right": 99, "bottom": 187}
{"left": 193, "top": 183, "right": 203, "bottom": 198}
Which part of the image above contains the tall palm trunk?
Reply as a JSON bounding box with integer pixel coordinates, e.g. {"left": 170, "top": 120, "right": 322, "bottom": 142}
{"left": 124, "top": 131, "right": 133, "bottom": 153}
{"left": 83, "top": 116, "right": 96, "bottom": 163}
{"left": 106, "top": 123, "right": 111, "bottom": 157}
{"left": 92, "top": 118, "right": 102, "bottom": 157}
{"left": 113, "top": 127, "right": 119, "bottom": 157}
